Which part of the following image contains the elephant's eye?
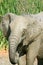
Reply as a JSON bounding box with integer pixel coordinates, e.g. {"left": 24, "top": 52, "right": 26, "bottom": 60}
{"left": 22, "top": 29, "right": 26, "bottom": 37}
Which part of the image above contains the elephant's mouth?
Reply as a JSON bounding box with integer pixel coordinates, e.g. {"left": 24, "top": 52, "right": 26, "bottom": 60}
{"left": 16, "top": 39, "right": 27, "bottom": 57}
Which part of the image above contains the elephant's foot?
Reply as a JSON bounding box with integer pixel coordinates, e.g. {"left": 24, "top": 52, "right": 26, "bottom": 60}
{"left": 33, "top": 58, "right": 38, "bottom": 65}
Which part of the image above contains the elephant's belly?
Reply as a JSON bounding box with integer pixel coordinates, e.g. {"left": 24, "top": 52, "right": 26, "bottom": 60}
{"left": 38, "top": 43, "right": 43, "bottom": 58}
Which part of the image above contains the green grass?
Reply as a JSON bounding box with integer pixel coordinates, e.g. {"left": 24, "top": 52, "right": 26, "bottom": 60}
{"left": 0, "top": 30, "right": 8, "bottom": 49}
{"left": 0, "top": 0, "right": 43, "bottom": 15}
{"left": 0, "top": 0, "right": 43, "bottom": 49}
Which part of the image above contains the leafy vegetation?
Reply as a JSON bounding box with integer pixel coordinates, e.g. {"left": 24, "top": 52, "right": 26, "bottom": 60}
{"left": 0, "top": 0, "right": 43, "bottom": 15}
{"left": 0, "top": 30, "right": 8, "bottom": 49}
{"left": 0, "top": 0, "right": 43, "bottom": 49}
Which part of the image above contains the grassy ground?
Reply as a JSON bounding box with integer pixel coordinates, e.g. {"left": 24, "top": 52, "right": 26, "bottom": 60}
{"left": 0, "top": 0, "right": 43, "bottom": 49}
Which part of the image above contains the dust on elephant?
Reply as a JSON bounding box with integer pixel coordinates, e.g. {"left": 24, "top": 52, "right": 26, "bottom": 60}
{"left": 8, "top": 12, "right": 43, "bottom": 65}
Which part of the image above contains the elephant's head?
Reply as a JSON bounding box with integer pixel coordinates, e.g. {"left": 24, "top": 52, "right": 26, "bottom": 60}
{"left": 9, "top": 15, "right": 29, "bottom": 64}
{"left": 0, "top": 13, "right": 15, "bottom": 39}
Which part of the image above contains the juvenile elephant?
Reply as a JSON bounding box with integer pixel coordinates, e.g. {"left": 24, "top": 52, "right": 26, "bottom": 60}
{"left": 9, "top": 12, "right": 43, "bottom": 65}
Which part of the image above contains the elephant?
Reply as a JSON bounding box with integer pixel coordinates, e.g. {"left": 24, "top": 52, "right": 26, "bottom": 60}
{"left": 8, "top": 12, "right": 43, "bottom": 65}
{"left": 0, "top": 12, "right": 43, "bottom": 65}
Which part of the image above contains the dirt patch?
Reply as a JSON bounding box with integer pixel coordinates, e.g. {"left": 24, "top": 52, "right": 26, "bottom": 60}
{"left": 0, "top": 49, "right": 8, "bottom": 56}
{"left": 0, "top": 48, "right": 12, "bottom": 65}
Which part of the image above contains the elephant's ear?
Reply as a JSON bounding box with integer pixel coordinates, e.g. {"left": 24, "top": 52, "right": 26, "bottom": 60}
{"left": 2, "top": 13, "right": 11, "bottom": 30}
{"left": 0, "top": 13, "right": 15, "bottom": 38}
{"left": 2, "top": 13, "right": 15, "bottom": 39}
{"left": 2, "top": 13, "right": 16, "bottom": 30}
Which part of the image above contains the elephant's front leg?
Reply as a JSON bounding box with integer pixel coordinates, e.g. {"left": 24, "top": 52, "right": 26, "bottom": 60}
{"left": 19, "top": 54, "right": 26, "bottom": 65}
{"left": 26, "top": 36, "right": 41, "bottom": 65}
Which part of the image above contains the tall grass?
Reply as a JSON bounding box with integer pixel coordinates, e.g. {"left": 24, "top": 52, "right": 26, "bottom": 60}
{"left": 0, "top": 0, "right": 43, "bottom": 49}
{"left": 0, "top": 0, "right": 43, "bottom": 15}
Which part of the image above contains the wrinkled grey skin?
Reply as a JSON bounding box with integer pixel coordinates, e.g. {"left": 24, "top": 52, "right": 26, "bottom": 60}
{"left": 0, "top": 12, "right": 43, "bottom": 65}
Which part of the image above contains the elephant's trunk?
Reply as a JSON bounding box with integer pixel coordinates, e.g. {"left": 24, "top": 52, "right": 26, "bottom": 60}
{"left": 9, "top": 31, "right": 21, "bottom": 64}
